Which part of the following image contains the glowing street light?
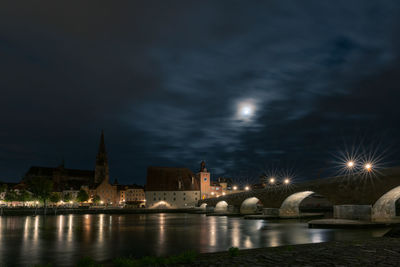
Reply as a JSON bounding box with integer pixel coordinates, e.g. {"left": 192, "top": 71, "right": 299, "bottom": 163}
{"left": 364, "top": 163, "right": 373, "bottom": 171}
{"left": 245, "top": 186, "right": 250, "bottom": 191}
{"left": 233, "top": 186, "right": 238, "bottom": 190}
{"left": 347, "top": 161, "right": 355, "bottom": 168}
{"left": 269, "top": 178, "right": 275, "bottom": 184}
{"left": 211, "top": 192, "right": 215, "bottom": 196}
{"left": 222, "top": 192, "right": 226, "bottom": 196}
{"left": 284, "top": 178, "right": 290, "bottom": 185}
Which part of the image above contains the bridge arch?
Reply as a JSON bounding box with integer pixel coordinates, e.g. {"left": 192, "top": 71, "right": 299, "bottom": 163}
{"left": 151, "top": 201, "right": 172, "bottom": 209}
{"left": 372, "top": 185, "right": 400, "bottom": 221}
{"left": 240, "top": 197, "right": 263, "bottom": 214}
{"left": 279, "top": 191, "right": 315, "bottom": 217}
{"left": 199, "top": 203, "right": 207, "bottom": 210}
{"left": 215, "top": 201, "right": 229, "bottom": 213}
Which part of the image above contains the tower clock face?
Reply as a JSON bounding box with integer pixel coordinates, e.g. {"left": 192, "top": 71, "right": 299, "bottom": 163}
{"left": 204, "top": 178, "right": 207, "bottom": 181}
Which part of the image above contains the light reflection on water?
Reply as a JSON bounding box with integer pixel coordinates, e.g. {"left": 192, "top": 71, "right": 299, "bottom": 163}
{"left": 0, "top": 214, "right": 389, "bottom": 267}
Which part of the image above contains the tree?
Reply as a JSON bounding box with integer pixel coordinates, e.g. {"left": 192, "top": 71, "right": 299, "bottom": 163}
{"left": 63, "top": 193, "right": 72, "bottom": 202}
{"left": 49, "top": 192, "right": 61, "bottom": 204}
{"left": 27, "top": 177, "right": 54, "bottom": 214}
{"left": 4, "top": 190, "right": 17, "bottom": 202}
{"left": 92, "top": 195, "right": 101, "bottom": 204}
{"left": 0, "top": 184, "right": 7, "bottom": 193}
{"left": 17, "top": 190, "right": 32, "bottom": 206}
{"left": 76, "top": 189, "right": 89, "bottom": 203}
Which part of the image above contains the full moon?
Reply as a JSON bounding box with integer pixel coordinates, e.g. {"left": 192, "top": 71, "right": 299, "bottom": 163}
{"left": 241, "top": 106, "right": 252, "bottom": 116}
{"left": 237, "top": 100, "right": 256, "bottom": 121}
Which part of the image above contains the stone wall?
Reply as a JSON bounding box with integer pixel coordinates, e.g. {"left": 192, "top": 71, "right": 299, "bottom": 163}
{"left": 334, "top": 205, "right": 371, "bottom": 221}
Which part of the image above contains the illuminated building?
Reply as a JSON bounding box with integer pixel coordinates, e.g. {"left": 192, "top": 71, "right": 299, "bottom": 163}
{"left": 115, "top": 183, "right": 145, "bottom": 207}
{"left": 145, "top": 166, "right": 200, "bottom": 208}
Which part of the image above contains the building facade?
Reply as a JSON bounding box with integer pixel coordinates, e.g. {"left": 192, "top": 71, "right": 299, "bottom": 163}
{"left": 115, "top": 184, "right": 145, "bottom": 207}
{"left": 145, "top": 166, "right": 200, "bottom": 208}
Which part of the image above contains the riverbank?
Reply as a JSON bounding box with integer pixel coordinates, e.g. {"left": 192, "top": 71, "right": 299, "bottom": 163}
{"left": 0, "top": 207, "right": 197, "bottom": 216}
{"left": 99, "top": 237, "right": 400, "bottom": 266}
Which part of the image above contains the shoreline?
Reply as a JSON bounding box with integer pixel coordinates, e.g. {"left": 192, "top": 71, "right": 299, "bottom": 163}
{"left": 0, "top": 207, "right": 198, "bottom": 216}
{"left": 100, "top": 236, "right": 400, "bottom": 266}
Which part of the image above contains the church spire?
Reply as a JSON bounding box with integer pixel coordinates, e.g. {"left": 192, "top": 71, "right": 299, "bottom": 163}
{"left": 94, "top": 130, "right": 109, "bottom": 184}
{"left": 98, "top": 130, "right": 106, "bottom": 155}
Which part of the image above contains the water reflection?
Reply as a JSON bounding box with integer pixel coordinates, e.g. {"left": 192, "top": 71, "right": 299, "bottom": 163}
{"left": 209, "top": 216, "right": 216, "bottom": 247}
{"left": 0, "top": 214, "right": 390, "bottom": 267}
{"left": 98, "top": 214, "right": 104, "bottom": 243}
{"left": 231, "top": 219, "right": 240, "bottom": 247}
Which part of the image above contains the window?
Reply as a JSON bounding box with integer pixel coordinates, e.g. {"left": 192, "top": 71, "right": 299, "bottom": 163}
{"left": 159, "top": 198, "right": 161, "bottom": 200}
{"left": 195, "top": 192, "right": 197, "bottom": 195}
{"left": 183, "top": 192, "right": 186, "bottom": 195}
{"left": 153, "top": 198, "right": 156, "bottom": 201}
{"left": 183, "top": 198, "right": 186, "bottom": 200}
{"left": 163, "top": 197, "right": 166, "bottom": 200}
{"left": 173, "top": 192, "right": 176, "bottom": 195}
{"left": 195, "top": 198, "right": 197, "bottom": 200}
{"left": 173, "top": 198, "right": 176, "bottom": 201}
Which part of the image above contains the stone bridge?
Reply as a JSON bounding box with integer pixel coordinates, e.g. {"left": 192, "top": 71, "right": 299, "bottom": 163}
{"left": 199, "top": 167, "right": 400, "bottom": 222}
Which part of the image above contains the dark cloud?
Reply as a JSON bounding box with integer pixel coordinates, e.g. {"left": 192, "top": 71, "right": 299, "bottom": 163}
{"left": 1, "top": 0, "right": 400, "bottom": 184}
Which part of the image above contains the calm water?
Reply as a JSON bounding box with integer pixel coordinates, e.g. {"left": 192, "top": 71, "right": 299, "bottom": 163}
{"left": 0, "top": 214, "right": 389, "bottom": 266}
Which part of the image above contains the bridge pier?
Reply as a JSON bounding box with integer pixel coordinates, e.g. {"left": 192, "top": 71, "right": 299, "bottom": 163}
{"left": 334, "top": 205, "right": 372, "bottom": 221}
{"left": 228, "top": 205, "right": 239, "bottom": 213}
{"left": 262, "top": 208, "right": 279, "bottom": 216}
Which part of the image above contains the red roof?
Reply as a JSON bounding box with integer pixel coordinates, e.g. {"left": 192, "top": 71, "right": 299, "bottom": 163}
{"left": 145, "top": 166, "right": 200, "bottom": 191}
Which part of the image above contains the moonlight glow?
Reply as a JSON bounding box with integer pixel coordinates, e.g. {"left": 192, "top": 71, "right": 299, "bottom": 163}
{"left": 237, "top": 100, "right": 257, "bottom": 121}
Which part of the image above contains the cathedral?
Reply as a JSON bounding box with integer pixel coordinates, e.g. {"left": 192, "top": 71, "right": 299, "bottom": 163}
{"left": 24, "top": 131, "right": 118, "bottom": 205}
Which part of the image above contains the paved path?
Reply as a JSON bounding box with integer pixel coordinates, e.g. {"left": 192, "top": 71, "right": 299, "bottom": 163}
{"left": 189, "top": 237, "right": 400, "bottom": 266}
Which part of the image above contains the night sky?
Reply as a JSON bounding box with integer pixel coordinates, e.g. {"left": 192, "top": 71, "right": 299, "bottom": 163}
{"left": 1, "top": 1, "right": 400, "bottom": 185}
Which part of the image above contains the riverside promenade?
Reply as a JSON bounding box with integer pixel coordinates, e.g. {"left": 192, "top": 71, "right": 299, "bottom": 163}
{"left": 187, "top": 237, "right": 400, "bottom": 267}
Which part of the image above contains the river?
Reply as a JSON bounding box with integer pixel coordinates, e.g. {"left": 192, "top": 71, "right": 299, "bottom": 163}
{"left": 0, "top": 213, "right": 389, "bottom": 266}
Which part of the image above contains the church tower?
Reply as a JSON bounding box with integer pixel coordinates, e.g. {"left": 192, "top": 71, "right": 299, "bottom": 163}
{"left": 94, "top": 130, "right": 109, "bottom": 184}
{"left": 199, "top": 160, "right": 210, "bottom": 199}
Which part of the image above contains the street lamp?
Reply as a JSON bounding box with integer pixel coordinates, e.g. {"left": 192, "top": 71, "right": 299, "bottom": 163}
{"left": 233, "top": 186, "right": 238, "bottom": 190}
{"left": 364, "top": 163, "right": 373, "bottom": 171}
{"left": 284, "top": 178, "right": 290, "bottom": 185}
{"left": 245, "top": 186, "right": 250, "bottom": 191}
{"left": 269, "top": 177, "right": 275, "bottom": 184}
{"left": 347, "top": 161, "right": 355, "bottom": 168}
